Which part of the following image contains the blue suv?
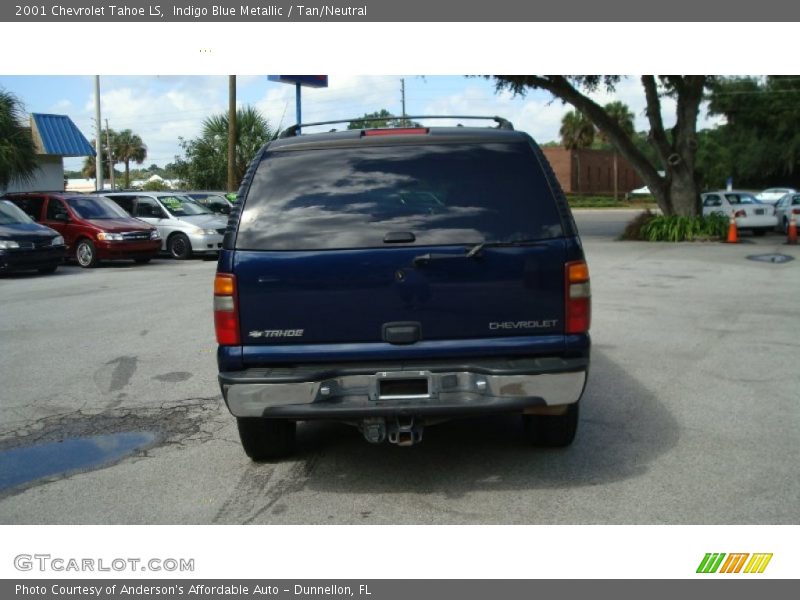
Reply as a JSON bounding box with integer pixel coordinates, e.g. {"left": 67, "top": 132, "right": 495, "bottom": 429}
{"left": 215, "top": 117, "right": 591, "bottom": 459}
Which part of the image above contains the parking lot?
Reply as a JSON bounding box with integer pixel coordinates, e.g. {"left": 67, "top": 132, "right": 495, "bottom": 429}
{"left": 0, "top": 210, "right": 798, "bottom": 524}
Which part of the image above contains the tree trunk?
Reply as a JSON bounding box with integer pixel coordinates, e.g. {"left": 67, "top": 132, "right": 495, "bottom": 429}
{"left": 125, "top": 160, "right": 130, "bottom": 189}
{"left": 613, "top": 152, "right": 618, "bottom": 201}
{"left": 575, "top": 152, "right": 581, "bottom": 195}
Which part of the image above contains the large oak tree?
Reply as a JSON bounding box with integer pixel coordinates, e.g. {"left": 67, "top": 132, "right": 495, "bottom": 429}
{"left": 492, "top": 76, "right": 710, "bottom": 216}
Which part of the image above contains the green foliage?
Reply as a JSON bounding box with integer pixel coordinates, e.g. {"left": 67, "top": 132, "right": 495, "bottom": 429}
{"left": 639, "top": 213, "right": 728, "bottom": 242}
{"left": 699, "top": 76, "right": 800, "bottom": 188}
{"left": 142, "top": 180, "right": 170, "bottom": 191}
{"left": 114, "top": 129, "right": 147, "bottom": 189}
{"left": 347, "top": 109, "right": 421, "bottom": 129}
{"left": 173, "top": 106, "right": 275, "bottom": 190}
{"left": 559, "top": 110, "right": 594, "bottom": 151}
{"left": 0, "top": 89, "right": 38, "bottom": 189}
{"left": 568, "top": 195, "right": 656, "bottom": 208}
{"left": 620, "top": 210, "right": 656, "bottom": 240}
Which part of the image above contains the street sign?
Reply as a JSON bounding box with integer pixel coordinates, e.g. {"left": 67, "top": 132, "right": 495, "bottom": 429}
{"left": 267, "top": 75, "right": 328, "bottom": 88}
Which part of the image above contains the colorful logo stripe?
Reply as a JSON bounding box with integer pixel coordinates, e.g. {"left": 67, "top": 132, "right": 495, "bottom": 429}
{"left": 697, "top": 553, "right": 772, "bottom": 574}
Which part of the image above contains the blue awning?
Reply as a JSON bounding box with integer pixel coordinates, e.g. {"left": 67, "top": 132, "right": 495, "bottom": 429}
{"left": 31, "top": 113, "right": 95, "bottom": 157}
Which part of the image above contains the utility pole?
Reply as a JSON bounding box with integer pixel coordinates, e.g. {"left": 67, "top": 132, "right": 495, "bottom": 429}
{"left": 227, "top": 75, "right": 236, "bottom": 193}
{"left": 94, "top": 76, "right": 104, "bottom": 191}
{"left": 105, "top": 119, "right": 115, "bottom": 190}
{"left": 401, "top": 78, "right": 406, "bottom": 126}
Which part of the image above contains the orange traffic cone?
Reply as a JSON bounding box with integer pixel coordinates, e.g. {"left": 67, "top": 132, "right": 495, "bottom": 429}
{"left": 788, "top": 212, "right": 798, "bottom": 245}
{"left": 726, "top": 212, "right": 738, "bottom": 244}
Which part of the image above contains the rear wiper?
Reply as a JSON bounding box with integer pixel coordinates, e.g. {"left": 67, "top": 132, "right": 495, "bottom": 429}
{"left": 413, "top": 239, "right": 541, "bottom": 267}
{"left": 466, "top": 239, "right": 542, "bottom": 258}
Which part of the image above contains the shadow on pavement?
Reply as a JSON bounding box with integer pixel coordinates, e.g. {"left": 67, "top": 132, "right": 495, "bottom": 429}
{"left": 287, "top": 349, "right": 679, "bottom": 497}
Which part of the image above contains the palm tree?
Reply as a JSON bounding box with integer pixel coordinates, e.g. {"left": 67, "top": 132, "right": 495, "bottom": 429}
{"left": 113, "top": 129, "right": 147, "bottom": 188}
{"left": 599, "top": 101, "right": 635, "bottom": 200}
{"left": 0, "top": 89, "right": 38, "bottom": 190}
{"left": 560, "top": 110, "right": 595, "bottom": 195}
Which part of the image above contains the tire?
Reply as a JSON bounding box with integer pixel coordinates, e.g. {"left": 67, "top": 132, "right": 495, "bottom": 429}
{"left": 38, "top": 265, "right": 58, "bottom": 274}
{"left": 75, "top": 239, "right": 98, "bottom": 268}
{"left": 752, "top": 228, "right": 767, "bottom": 237}
{"left": 134, "top": 257, "right": 152, "bottom": 264}
{"left": 523, "top": 402, "right": 579, "bottom": 448}
{"left": 168, "top": 233, "right": 192, "bottom": 260}
{"left": 236, "top": 417, "right": 296, "bottom": 460}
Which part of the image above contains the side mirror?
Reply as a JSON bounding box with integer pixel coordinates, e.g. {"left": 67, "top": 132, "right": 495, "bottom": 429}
{"left": 219, "top": 205, "right": 231, "bottom": 215}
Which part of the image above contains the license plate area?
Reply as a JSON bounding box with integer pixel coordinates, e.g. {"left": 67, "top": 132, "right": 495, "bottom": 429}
{"left": 372, "top": 372, "right": 432, "bottom": 401}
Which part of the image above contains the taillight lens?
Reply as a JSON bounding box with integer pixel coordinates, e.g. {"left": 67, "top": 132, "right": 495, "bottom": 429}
{"left": 792, "top": 208, "right": 800, "bottom": 215}
{"left": 734, "top": 209, "right": 746, "bottom": 218}
{"left": 565, "top": 260, "right": 591, "bottom": 334}
{"left": 214, "top": 273, "right": 240, "bottom": 345}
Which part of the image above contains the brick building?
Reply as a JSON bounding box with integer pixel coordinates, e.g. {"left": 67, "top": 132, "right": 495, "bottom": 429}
{"left": 541, "top": 146, "right": 643, "bottom": 195}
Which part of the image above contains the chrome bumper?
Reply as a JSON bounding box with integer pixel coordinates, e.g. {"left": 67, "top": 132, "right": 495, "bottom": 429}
{"left": 222, "top": 368, "right": 587, "bottom": 419}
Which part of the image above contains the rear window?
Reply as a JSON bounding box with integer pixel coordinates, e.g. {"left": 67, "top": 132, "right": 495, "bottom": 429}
{"left": 236, "top": 142, "right": 565, "bottom": 250}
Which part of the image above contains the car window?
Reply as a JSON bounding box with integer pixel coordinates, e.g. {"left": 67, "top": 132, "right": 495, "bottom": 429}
{"left": 109, "top": 195, "right": 135, "bottom": 215}
{"left": 66, "top": 196, "right": 131, "bottom": 219}
{"left": 158, "top": 196, "right": 212, "bottom": 216}
{"left": 792, "top": 195, "right": 800, "bottom": 206}
{"left": 46, "top": 198, "right": 69, "bottom": 220}
{"left": 726, "top": 193, "right": 757, "bottom": 205}
{"left": 8, "top": 197, "right": 44, "bottom": 220}
{"left": 134, "top": 197, "right": 160, "bottom": 218}
{"left": 703, "top": 195, "right": 722, "bottom": 207}
{"left": 237, "top": 142, "right": 566, "bottom": 250}
{"left": 0, "top": 200, "right": 33, "bottom": 225}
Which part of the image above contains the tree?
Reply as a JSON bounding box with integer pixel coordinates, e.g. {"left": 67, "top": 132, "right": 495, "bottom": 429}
{"left": 174, "top": 106, "right": 275, "bottom": 190}
{"left": 347, "top": 109, "right": 422, "bottom": 130}
{"left": 598, "top": 101, "right": 635, "bottom": 200}
{"left": 698, "top": 76, "right": 800, "bottom": 189}
{"left": 559, "top": 110, "right": 595, "bottom": 195}
{"left": 0, "top": 89, "right": 38, "bottom": 190}
{"left": 492, "top": 76, "right": 709, "bottom": 216}
{"left": 113, "top": 129, "right": 147, "bottom": 189}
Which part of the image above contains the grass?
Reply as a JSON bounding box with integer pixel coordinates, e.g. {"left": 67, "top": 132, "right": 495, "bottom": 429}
{"left": 619, "top": 210, "right": 728, "bottom": 242}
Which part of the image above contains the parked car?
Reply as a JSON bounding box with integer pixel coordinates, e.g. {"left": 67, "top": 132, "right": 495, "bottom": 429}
{"left": 701, "top": 191, "right": 777, "bottom": 235}
{"left": 3, "top": 193, "right": 160, "bottom": 267}
{"left": 0, "top": 199, "right": 65, "bottom": 274}
{"left": 181, "top": 191, "right": 234, "bottom": 215}
{"left": 101, "top": 192, "right": 227, "bottom": 259}
{"left": 215, "top": 117, "right": 591, "bottom": 459}
{"left": 755, "top": 187, "right": 796, "bottom": 205}
{"left": 774, "top": 193, "right": 800, "bottom": 232}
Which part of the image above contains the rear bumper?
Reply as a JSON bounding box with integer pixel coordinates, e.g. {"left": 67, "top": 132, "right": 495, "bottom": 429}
{"left": 737, "top": 215, "right": 778, "bottom": 229}
{"left": 219, "top": 356, "right": 588, "bottom": 419}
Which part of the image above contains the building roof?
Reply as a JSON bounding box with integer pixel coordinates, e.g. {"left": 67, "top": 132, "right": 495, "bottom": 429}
{"left": 31, "top": 113, "right": 94, "bottom": 157}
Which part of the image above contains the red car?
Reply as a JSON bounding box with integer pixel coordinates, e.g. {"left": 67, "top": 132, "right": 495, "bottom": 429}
{"left": 3, "top": 193, "right": 161, "bottom": 267}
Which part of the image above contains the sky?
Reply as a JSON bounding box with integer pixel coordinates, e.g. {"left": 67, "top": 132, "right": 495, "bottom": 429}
{"left": 0, "top": 74, "right": 724, "bottom": 173}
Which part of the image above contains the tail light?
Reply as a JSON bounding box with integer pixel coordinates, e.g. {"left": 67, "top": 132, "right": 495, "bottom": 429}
{"left": 565, "top": 261, "right": 591, "bottom": 334}
{"left": 734, "top": 210, "right": 746, "bottom": 218}
{"left": 792, "top": 208, "right": 800, "bottom": 215}
{"left": 214, "top": 273, "right": 240, "bottom": 345}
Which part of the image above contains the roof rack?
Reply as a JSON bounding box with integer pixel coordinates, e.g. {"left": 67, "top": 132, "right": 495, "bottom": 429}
{"left": 279, "top": 115, "right": 514, "bottom": 138}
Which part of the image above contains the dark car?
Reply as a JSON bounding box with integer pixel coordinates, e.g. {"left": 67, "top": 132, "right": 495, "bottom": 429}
{"left": 214, "top": 117, "right": 591, "bottom": 460}
{"left": 0, "top": 199, "right": 65, "bottom": 274}
{"left": 181, "top": 191, "right": 234, "bottom": 215}
{"left": 3, "top": 192, "right": 161, "bottom": 268}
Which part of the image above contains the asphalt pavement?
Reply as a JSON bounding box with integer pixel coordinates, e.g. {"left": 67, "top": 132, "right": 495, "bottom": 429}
{"left": 1, "top": 210, "right": 798, "bottom": 524}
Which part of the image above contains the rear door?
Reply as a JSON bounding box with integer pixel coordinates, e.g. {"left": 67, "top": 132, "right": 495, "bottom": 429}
{"left": 233, "top": 139, "right": 570, "bottom": 347}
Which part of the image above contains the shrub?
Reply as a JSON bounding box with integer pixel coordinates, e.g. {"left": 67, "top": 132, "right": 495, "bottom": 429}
{"left": 619, "top": 210, "right": 656, "bottom": 240}
{"left": 640, "top": 213, "right": 728, "bottom": 242}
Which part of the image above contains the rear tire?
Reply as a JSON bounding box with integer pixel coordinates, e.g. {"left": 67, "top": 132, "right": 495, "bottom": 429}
{"left": 523, "top": 402, "right": 579, "bottom": 447}
{"left": 75, "top": 239, "right": 98, "bottom": 268}
{"left": 236, "top": 417, "right": 296, "bottom": 460}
